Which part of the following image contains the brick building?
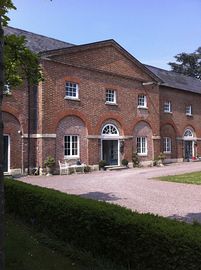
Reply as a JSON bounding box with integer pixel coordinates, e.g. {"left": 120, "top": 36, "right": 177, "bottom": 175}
{"left": 3, "top": 26, "right": 201, "bottom": 174}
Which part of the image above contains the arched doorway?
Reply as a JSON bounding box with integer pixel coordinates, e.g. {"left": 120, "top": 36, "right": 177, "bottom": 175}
{"left": 101, "top": 124, "right": 120, "bottom": 166}
{"left": 183, "top": 128, "right": 196, "bottom": 160}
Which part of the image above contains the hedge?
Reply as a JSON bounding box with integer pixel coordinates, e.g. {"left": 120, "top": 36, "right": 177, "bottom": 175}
{"left": 5, "top": 178, "right": 201, "bottom": 269}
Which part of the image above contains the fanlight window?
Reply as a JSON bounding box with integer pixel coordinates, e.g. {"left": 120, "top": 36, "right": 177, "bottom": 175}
{"left": 183, "top": 129, "right": 193, "bottom": 137}
{"left": 102, "top": 124, "right": 119, "bottom": 136}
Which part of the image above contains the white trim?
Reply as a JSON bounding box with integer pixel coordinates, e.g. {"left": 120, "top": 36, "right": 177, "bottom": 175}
{"left": 138, "top": 95, "right": 147, "bottom": 108}
{"left": 22, "top": 133, "right": 56, "bottom": 138}
{"left": 163, "top": 137, "right": 171, "bottom": 153}
{"left": 87, "top": 135, "right": 133, "bottom": 139}
{"left": 105, "top": 89, "right": 117, "bottom": 104}
{"left": 164, "top": 101, "right": 172, "bottom": 113}
{"left": 101, "top": 138, "right": 120, "bottom": 166}
{"left": 65, "top": 81, "right": 79, "bottom": 99}
{"left": 136, "top": 137, "right": 148, "bottom": 156}
{"left": 64, "top": 135, "right": 80, "bottom": 159}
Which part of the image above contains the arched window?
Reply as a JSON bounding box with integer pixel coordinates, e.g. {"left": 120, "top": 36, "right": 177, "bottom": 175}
{"left": 183, "top": 129, "right": 193, "bottom": 138}
{"left": 101, "top": 124, "right": 119, "bottom": 136}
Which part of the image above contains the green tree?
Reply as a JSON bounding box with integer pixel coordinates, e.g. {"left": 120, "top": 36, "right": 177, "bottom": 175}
{"left": 168, "top": 47, "right": 201, "bottom": 80}
{"left": 0, "top": 2, "right": 16, "bottom": 269}
{"left": 0, "top": 2, "right": 43, "bottom": 269}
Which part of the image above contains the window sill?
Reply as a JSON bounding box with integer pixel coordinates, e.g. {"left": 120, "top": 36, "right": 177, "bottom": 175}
{"left": 137, "top": 153, "right": 148, "bottom": 157}
{"left": 64, "top": 96, "right": 80, "bottom": 101}
{"left": 164, "top": 111, "right": 172, "bottom": 114}
{"left": 163, "top": 151, "right": 171, "bottom": 154}
{"left": 105, "top": 102, "right": 118, "bottom": 106}
{"left": 137, "top": 106, "right": 148, "bottom": 110}
{"left": 186, "top": 114, "right": 193, "bottom": 117}
{"left": 64, "top": 156, "right": 80, "bottom": 160}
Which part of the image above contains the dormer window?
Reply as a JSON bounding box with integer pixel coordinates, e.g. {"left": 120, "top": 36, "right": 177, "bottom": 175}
{"left": 138, "top": 95, "right": 147, "bottom": 108}
{"left": 65, "top": 82, "right": 79, "bottom": 100}
{"left": 164, "top": 101, "right": 172, "bottom": 113}
{"left": 186, "top": 105, "right": 192, "bottom": 116}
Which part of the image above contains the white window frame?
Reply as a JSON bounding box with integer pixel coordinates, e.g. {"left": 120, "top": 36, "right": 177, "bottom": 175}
{"left": 164, "top": 101, "right": 172, "bottom": 113}
{"left": 163, "top": 137, "right": 171, "bottom": 153}
{"left": 136, "top": 137, "right": 147, "bottom": 156}
{"left": 64, "top": 135, "right": 80, "bottom": 159}
{"left": 186, "top": 105, "right": 192, "bottom": 116}
{"left": 137, "top": 95, "right": 147, "bottom": 108}
{"left": 65, "top": 82, "right": 79, "bottom": 100}
{"left": 105, "top": 89, "right": 117, "bottom": 104}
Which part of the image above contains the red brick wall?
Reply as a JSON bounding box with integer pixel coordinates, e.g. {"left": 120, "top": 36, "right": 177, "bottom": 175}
{"left": 50, "top": 45, "right": 152, "bottom": 82}
{"left": 56, "top": 116, "right": 88, "bottom": 164}
{"left": 2, "top": 112, "right": 21, "bottom": 169}
{"left": 160, "top": 86, "right": 201, "bottom": 159}
{"left": 133, "top": 121, "right": 153, "bottom": 161}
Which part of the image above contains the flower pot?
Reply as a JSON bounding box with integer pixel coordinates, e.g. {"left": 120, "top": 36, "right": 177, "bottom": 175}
{"left": 46, "top": 166, "right": 54, "bottom": 176}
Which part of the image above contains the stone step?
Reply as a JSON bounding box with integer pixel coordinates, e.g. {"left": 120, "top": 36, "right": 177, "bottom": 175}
{"left": 107, "top": 166, "right": 129, "bottom": 171}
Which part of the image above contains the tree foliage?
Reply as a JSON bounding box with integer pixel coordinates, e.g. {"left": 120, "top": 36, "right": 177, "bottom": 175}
{"left": 0, "top": 0, "right": 16, "bottom": 26}
{"left": 4, "top": 34, "right": 43, "bottom": 89}
{"left": 169, "top": 47, "right": 201, "bottom": 80}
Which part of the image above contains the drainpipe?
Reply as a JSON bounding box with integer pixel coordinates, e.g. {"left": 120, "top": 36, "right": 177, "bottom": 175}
{"left": 27, "top": 80, "right": 31, "bottom": 175}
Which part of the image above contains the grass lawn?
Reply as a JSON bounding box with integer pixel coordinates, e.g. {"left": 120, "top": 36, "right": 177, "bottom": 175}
{"left": 6, "top": 214, "right": 81, "bottom": 270}
{"left": 158, "top": 171, "right": 201, "bottom": 185}
{"left": 6, "top": 214, "right": 125, "bottom": 270}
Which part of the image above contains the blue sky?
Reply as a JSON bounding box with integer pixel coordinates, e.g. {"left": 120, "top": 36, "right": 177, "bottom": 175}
{"left": 8, "top": 0, "right": 201, "bottom": 69}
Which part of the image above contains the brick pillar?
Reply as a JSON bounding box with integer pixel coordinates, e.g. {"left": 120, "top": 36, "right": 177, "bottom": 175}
{"left": 88, "top": 138, "right": 100, "bottom": 165}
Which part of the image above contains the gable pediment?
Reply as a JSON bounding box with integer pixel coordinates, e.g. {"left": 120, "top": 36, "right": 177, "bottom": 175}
{"left": 43, "top": 41, "right": 160, "bottom": 82}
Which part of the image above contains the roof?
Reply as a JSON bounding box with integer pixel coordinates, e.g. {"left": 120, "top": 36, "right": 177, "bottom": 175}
{"left": 4, "top": 26, "right": 201, "bottom": 94}
{"left": 146, "top": 64, "right": 201, "bottom": 95}
{"left": 4, "top": 26, "right": 74, "bottom": 53}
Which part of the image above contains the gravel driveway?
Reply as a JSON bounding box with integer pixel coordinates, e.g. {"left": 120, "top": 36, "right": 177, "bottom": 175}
{"left": 19, "top": 162, "right": 201, "bottom": 223}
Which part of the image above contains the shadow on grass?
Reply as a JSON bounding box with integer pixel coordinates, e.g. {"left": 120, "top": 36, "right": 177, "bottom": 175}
{"left": 80, "top": 192, "right": 121, "bottom": 202}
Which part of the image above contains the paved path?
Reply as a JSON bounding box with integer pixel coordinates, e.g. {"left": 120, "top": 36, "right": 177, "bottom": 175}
{"left": 19, "top": 162, "right": 201, "bottom": 223}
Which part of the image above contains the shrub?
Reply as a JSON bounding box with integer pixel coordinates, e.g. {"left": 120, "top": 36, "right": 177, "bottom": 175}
{"left": 98, "top": 160, "right": 107, "bottom": 170}
{"left": 84, "top": 165, "right": 91, "bottom": 173}
{"left": 44, "top": 156, "right": 55, "bottom": 167}
{"left": 121, "top": 159, "right": 128, "bottom": 167}
{"left": 5, "top": 179, "right": 201, "bottom": 269}
{"left": 132, "top": 152, "right": 140, "bottom": 167}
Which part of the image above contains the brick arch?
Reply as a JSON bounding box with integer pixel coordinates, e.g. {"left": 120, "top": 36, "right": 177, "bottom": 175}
{"left": 56, "top": 115, "right": 88, "bottom": 164}
{"left": 160, "top": 123, "right": 177, "bottom": 158}
{"left": 160, "top": 120, "right": 179, "bottom": 137}
{"left": 53, "top": 110, "right": 92, "bottom": 134}
{"left": 129, "top": 118, "right": 153, "bottom": 135}
{"left": 2, "top": 104, "right": 23, "bottom": 127}
{"left": 2, "top": 111, "right": 22, "bottom": 169}
{"left": 183, "top": 125, "right": 196, "bottom": 137}
{"left": 95, "top": 113, "right": 125, "bottom": 135}
{"left": 133, "top": 120, "right": 153, "bottom": 161}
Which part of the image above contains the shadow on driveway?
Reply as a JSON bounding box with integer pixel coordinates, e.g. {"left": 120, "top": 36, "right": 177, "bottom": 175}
{"left": 168, "top": 212, "right": 201, "bottom": 223}
{"left": 80, "top": 192, "right": 121, "bottom": 202}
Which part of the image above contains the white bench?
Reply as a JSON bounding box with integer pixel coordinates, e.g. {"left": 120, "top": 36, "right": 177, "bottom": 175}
{"left": 58, "top": 160, "right": 85, "bottom": 175}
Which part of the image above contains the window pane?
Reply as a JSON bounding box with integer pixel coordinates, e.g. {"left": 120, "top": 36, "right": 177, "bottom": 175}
{"left": 64, "top": 135, "right": 79, "bottom": 157}
{"left": 138, "top": 95, "right": 146, "bottom": 107}
{"left": 106, "top": 89, "right": 116, "bottom": 103}
{"left": 65, "top": 82, "right": 78, "bottom": 98}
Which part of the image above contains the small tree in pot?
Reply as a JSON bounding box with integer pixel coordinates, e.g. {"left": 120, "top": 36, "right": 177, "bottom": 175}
{"left": 44, "top": 156, "right": 55, "bottom": 176}
{"left": 99, "top": 160, "right": 107, "bottom": 171}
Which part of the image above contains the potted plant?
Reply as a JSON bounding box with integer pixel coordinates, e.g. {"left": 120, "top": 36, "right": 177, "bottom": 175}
{"left": 132, "top": 152, "right": 140, "bottom": 167}
{"left": 44, "top": 156, "right": 55, "bottom": 176}
{"left": 99, "top": 160, "right": 107, "bottom": 171}
{"left": 121, "top": 159, "right": 128, "bottom": 167}
{"left": 156, "top": 152, "right": 165, "bottom": 166}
